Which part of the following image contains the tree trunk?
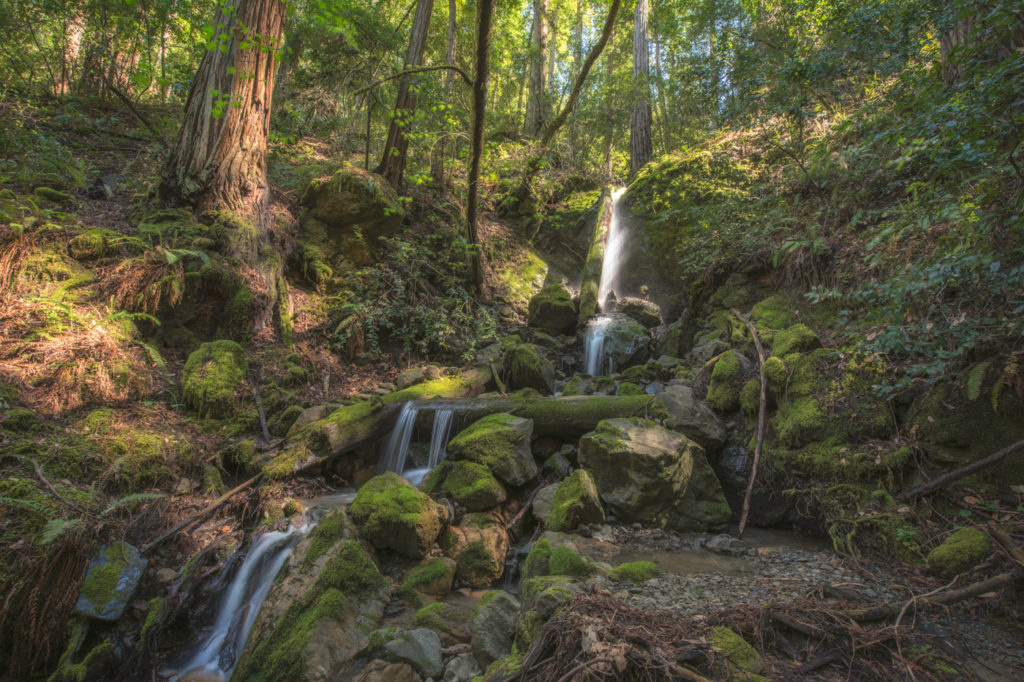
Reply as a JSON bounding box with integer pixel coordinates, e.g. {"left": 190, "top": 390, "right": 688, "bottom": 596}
{"left": 653, "top": 40, "right": 671, "bottom": 154}
{"left": 376, "top": 0, "right": 435, "bottom": 190}
{"left": 466, "top": 0, "right": 495, "bottom": 296}
{"left": 523, "top": 0, "right": 550, "bottom": 138}
{"left": 629, "top": 0, "right": 652, "bottom": 176}
{"left": 158, "top": 0, "right": 286, "bottom": 332}
{"left": 57, "top": 13, "right": 87, "bottom": 97}
{"left": 432, "top": 0, "right": 459, "bottom": 184}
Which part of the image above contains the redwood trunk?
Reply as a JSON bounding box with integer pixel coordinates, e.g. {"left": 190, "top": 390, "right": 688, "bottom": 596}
{"left": 432, "top": 0, "right": 459, "bottom": 184}
{"left": 523, "top": 0, "right": 550, "bottom": 138}
{"left": 467, "top": 0, "right": 495, "bottom": 294}
{"left": 630, "top": 0, "right": 652, "bottom": 176}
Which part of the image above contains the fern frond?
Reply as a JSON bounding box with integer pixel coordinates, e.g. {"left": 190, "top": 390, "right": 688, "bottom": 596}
{"left": 41, "top": 518, "right": 81, "bottom": 544}
{"left": 0, "top": 496, "right": 53, "bottom": 514}
{"left": 100, "top": 492, "right": 164, "bottom": 517}
{"left": 966, "top": 361, "right": 989, "bottom": 401}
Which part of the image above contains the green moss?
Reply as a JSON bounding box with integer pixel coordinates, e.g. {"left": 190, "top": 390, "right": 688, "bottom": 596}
{"left": 268, "top": 404, "right": 303, "bottom": 437}
{"left": 399, "top": 557, "right": 453, "bottom": 602}
{"left": 608, "top": 560, "right": 659, "bottom": 583}
{"left": 751, "top": 295, "right": 796, "bottom": 330}
{"left": 182, "top": 340, "right": 247, "bottom": 419}
{"left": 926, "top": 528, "right": 991, "bottom": 577}
{"left": 447, "top": 413, "right": 527, "bottom": 471}
{"left": 48, "top": 640, "right": 113, "bottom": 682}
{"left": 202, "top": 465, "right": 225, "bottom": 495}
{"left": 68, "top": 229, "right": 113, "bottom": 260}
{"left": 547, "top": 546, "right": 594, "bottom": 578}
{"left": 522, "top": 538, "right": 552, "bottom": 581}
{"left": 764, "top": 442, "right": 913, "bottom": 491}
{"left": 368, "top": 627, "right": 399, "bottom": 653}
{"left": 739, "top": 379, "right": 761, "bottom": 415}
{"left": 3, "top": 406, "right": 38, "bottom": 432}
{"left": 441, "top": 460, "right": 507, "bottom": 510}
{"left": 547, "top": 469, "right": 603, "bottom": 532}
{"left": 223, "top": 286, "right": 255, "bottom": 342}
{"left": 771, "top": 324, "right": 821, "bottom": 357}
{"left": 34, "top": 186, "right": 73, "bottom": 204}
{"left": 302, "top": 509, "right": 350, "bottom": 569}
{"left": 707, "top": 350, "right": 744, "bottom": 412}
{"left": 349, "top": 472, "right": 441, "bottom": 557}
{"left": 763, "top": 356, "right": 787, "bottom": 385}
{"left": 520, "top": 575, "right": 576, "bottom": 603}
{"left": 138, "top": 597, "right": 166, "bottom": 651}
{"left": 413, "top": 601, "right": 458, "bottom": 632}
{"left": 455, "top": 539, "right": 496, "bottom": 583}
{"left": 616, "top": 381, "right": 644, "bottom": 396}
{"left": 514, "top": 610, "right": 544, "bottom": 651}
{"left": 711, "top": 626, "right": 764, "bottom": 674}
{"left": 482, "top": 652, "right": 523, "bottom": 681}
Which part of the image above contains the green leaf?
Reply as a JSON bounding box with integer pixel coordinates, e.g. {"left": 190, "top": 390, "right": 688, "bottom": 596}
{"left": 966, "top": 361, "right": 989, "bottom": 401}
{"left": 101, "top": 492, "right": 165, "bottom": 517}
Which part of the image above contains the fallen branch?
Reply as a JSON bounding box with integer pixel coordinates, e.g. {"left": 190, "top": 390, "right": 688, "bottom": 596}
{"left": 142, "top": 474, "right": 261, "bottom": 554}
{"left": 32, "top": 458, "right": 88, "bottom": 516}
{"left": 251, "top": 383, "right": 272, "bottom": 443}
{"left": 354, "top": 64, "right": 473, "bottom": 94}
{"left": 841, "top": 571, "right": 1018, "bottom": 622}
{"left": 506, "top": 480, "right": 548, "bottom": 534}
{"left": 103, "top": 76, "right": 169, "bottom": 149}
{"left": 898, "top": 438, "right": 1024, "bottom": 501}
{"left": 730, "top": 309, "right": 768, "bottom": 538}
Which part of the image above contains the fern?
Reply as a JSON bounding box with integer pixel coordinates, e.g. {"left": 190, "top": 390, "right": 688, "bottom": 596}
{"left": 100, "top": 492, "right": 164, "bottom": 517}
{"left": 0, "top": 496, "right": 53, "bottom": 514}
{"left": 41, "top": 518, "right": 81, "bottom": 544}
{"left": 135, "top": 341, "right": 168, "bottom": 374}
{"left": 966, "top": 361, "right": 990, "bottom": 401}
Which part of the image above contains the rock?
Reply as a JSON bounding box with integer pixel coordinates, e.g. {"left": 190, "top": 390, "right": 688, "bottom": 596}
{"left": 546, "top": 469, "right": 604, "bottom": 532}
{"left": 926, "top": 528, "right": 992, "bottom": 577}
{"left": 751, "top": 295, "right": 797, "bottom": 330}
{"left": 541, "top": 451, "right": 573, "bottom": 478}
{"left": 707, "top": 350, "right": 748, "bottom": 412}
{"left": 470, "top": 590, "right": 521, "bottom": 667}
{"left": 349, "top": 472, "right": 447, "bottom": 559}
{"left": 448, "top": 413, "right": 537, "bottom": 487}
{"left": 688, "top": 338, "right": 730, "bottom": 368}
{"left": 234, "top": 509, "right": 389, "bottom": 681}
{"left": 68, "top": 230, "right": 110, "bottom": 261}
{"left": 75, "top": 542, "right": 148, "bottom": 621}
{"left": 442, "top": 512, "right": 509, "bottom": 587}
{"left": 528, "top": 283, "right": 577, "bottom": 335}
{"left": 712, "top": 626, "right": 764, "bottom": 675}
{"left": 578, "top": 418, "right": 731, "bottom": 532}
{"left": 654, "top": 383, "right": 728, "bottom": 455}
{"left": 506, "top": 343, "right": 555, "bottom": 394}
{"left": 384, "top": 628, "right": 443, "bottom": 678}
{"left": 530, "top": 484, "right": 559, "bottom": 523}
{"left": 354, "top": 660, "right": 421, "bottom": 682}
{"left": 155, "top": 568, "right": 178, "bottom": 583}
{"left": 444, "top": 653, "right": 482, "bottom": 682}
{"left": 414, "top": 602, "right": 473, "bottom": 644}
{"left": 770, "top": 323, "right": 821, "bottom": 357}
{"left": 617, "top": 297, "right": 663, "bottom": 328}
{"left": 400, "top": 557, "right": 457, "bottom": 599}
{"left": 395, "top": 367, "right": 426, "bottom": 389}
{"left": 181, "top": 340, "right": 247, "bottom": 419}
{"left": 514, "top": 575, "right": 583, "bottom": 650}
{"left": 655, "top": 313, "right": 698, "bottom": 359}
{"left": 704, "top": 534, "right": 748, "bottom": 557}
{"left": 426, "top": 460, "right": 507, "bottom": 511}
{"left": 592, "top": 313, "right": 651, "bottom": 372}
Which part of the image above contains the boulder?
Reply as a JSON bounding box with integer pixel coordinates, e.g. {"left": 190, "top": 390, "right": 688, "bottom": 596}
{"left": 587, "top": 313, "right": 650, "bottom": 372}
{"left": 349, "top": 472, "right": 447, "bottom": 559}
{"left": 530, "top": 484, "right": 559, "bottom": 523}
{"left": 655, "top": 314, "right": 697, "bottom": 359}
{"left": 444, "top": 653, "right": 482, "bottom": 682}
{"left": 751, "top": 295, "right": 797, "bottom": 330}
{"left": 395, "top": 367, "right": 426, "bottom": 389}
{"left": 546, "top": 470, "right": 604, "bottom": 532}
{"left": 442, "top": 512, "right": 509, "bottom": 587}
{"left": 426, "top": 460, "right": 507, "bottom": 511}
{"left": 514, "top": 575, "right": 582, "bottom": 650}
{"left": 506, "top": 344, "right": 555, "bottom": 394}
{"left": 527, "top": 283, "right": 577, "bottom": 335}
{"left": 383, "top": 628, "right": 443, "bottom": 678}
{"left": 448, "top": 413, "right": 537, "bottom": 487}
{"left": 926, "top": 528, "right": 992, "bottom": 578}
{"left": 181, "top": 340, "right": 247, "bottom": 419}
{"left": 770, "top": 323, "right": 821, "bottom": 357}
{"left": 711, "top": 626, "right": 764, "bottom": 675}
{"left": 400, "top": 557, "right": 457, "bottom": 599}
{"left": 75, "top": 542, "right": 147, "bottom": 621}
{"left": 706, "top": 350, "right": 748, "bottom": 412}
{"left": 617, "top": 297, "right": 663, "bottom": 328}
{"left": 354, "top": 660, "right": 421, "bottom": 682}
{"left": 414, "top": 602, "right": 473, "bottom": 645}
{"left": 470, "top": 590, "right": 520, "bottom": 667}
{"left": 704, "top": 534, "right": 748, "bottom": 557}
{"left": 235, "top": 509, "right": 389, "bottom": 681}
{"left": 656, "top": 383, "right": 728, "bottom": 455}
{"left": 578, "top": 418, "right": 730, "bottom": 532}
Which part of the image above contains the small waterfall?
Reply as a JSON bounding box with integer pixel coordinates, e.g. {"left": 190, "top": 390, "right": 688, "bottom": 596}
{"left": 175, "top": 525, "right": 310, "bottom": 680}
{"left": 582, "top": 316, "right": 614, "bottom": 376}
{"left": 427, "top": 409, "right": 453, "bottom": 469}
{"left": 597, "top": 187, "right": 628, "bottom": 312}
{"left": 380, "top": 402, "right": 418, "bottom": 474}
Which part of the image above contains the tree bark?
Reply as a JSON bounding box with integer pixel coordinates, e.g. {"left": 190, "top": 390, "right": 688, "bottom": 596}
{"left": 158, "top": 0, "right": 286, "bottom": 332}
{"left": 630, "top": 0, "right": 652, "bottom": 177}
{"left": 376, "top": 0, "right": 435, "bottom": 190}
{"left": 523, "top": 0, "right": 550, "bottom": 138}
{"left": 467, "top": 0, "right": 495, "bottom": 295}
{"left": 432, "top": 0, "right": 459, "bottom": 184}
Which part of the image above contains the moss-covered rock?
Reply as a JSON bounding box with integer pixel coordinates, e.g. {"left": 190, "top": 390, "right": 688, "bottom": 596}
{"left": 616, "top": 381, "right": 644, "bottom": 396}
{"left": 770, "top": 323, "right": 821, "bottom": 357}
{"left": 349, "top": 472, "right": 447, "bottom": 559}
{"left": 181, "top": 340, "right": 247, "bottom": 419}
{"left": 763, "top": 356, "right": 787, "bottom": 385}
{"left": 413, "top": 601, "right": 472, "bottom": 643}
{"left": 926, "top": 528, "right": 992, "bottom": 577}
{"left": 711, "top": 626, "right": 764, "bottom": 675}
{"left": 68, "top": 229, "right": 115, "bottom": 261}
{"left": 448, "top": 413, "right": 538, "bottom": 486}
{"left": 34, "top": 186, "right": 73, "bottom": 205}
{"left": 528, "top": 283, "right": 576, "bottom": 335}
{"left": 75, "top": 542, "right": 148, "bottom": 621}
{"left": 617, "top": 297, "right": 663, "bottom": 328}
{"left": 441, "top": 512, "right": 509, "bottom": 587}
{"left": 547, "top": 469, "right": 604, "bottom": 532}
{"left": 547, "top": 545, "right": 595, "bottom": 577}
{"left": 399, "top": 557, "right": 457, "bottom": 601}
{"left": 435, "top": 460, "right": 508, "bottom": 511}
{"left": 470, "top": 590, "right": 520, "bottom": 668}
{"left": 506, "top": 343, "right": 555, "bottom": 394}
{"left": 608, "top": 560, "right": 659, "bottom": 583}
{"left": 707, "top": 350, "right": 745, "bottom": 412}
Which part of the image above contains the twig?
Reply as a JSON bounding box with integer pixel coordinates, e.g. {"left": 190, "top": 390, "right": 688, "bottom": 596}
{"left": 103, "top": 76, "right": 169, "bottom": 149}
{"left": 141, "top": 474, "right": 261, "bottom": 554}
{"left": 32, "top": 458, "right": 88, "bottom": 516}
{"left": 841, "top": 571, "right": 1018, "bottom": 622}
{"left": 899, "top": 438, "right": 1024, "bottom": 501}
{"left": 554, "top": 657, "right": 614, "bottom": 682}
{"left": 730, "top": 309, "right": 768, "bottom": 538}
{"left": 354, "top": 64, "right": 473, "bottom": 94}
{"left": 252, "top": 383, "right": 272, "bottom": 443}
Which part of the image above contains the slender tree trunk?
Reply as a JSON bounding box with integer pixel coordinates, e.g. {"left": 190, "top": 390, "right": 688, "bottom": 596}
{"left": 653, "top": 39, "right": 671, "bottom": 154}
{"left": 376, "top": 0, "right": 435, "bottom": 190}
{"left": 630, "top": 0, "right": 652, "bottom": 176}
{"left": 57, "top": 13, "right": 87, "bottom": 97}
{"left": 523, "top": 0, "right": 549, "bottom": 138}
{"left": 432, "top": 0, "right": 459, "bottom": 184}
{"left": 467, "top": 0, "right": 496, "bottom": 295}
{"left": 158, "top": 0, "right": 286, "bottom": 333}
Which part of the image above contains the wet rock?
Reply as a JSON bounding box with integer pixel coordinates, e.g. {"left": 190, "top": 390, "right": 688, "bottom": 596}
{"left": 442, "top": 511, "right": 510, "bottom": 587}
{"left": 448, "top": 413, "right": 537, "bottom": 486}
{"left": 75, "top": 542, "right": 148, "bottom": 621}
{"left": 350, "top": 472, "right": 448, "bottom": 559}
{"left": 354, "top": 660, "right": 421, "bottom": 682}
{"left": 593, "top": 313, "right": 651, "bottom": 371}
{"left": 704, "top": 534, "right": 748, "bottom": 557}
{"left": 444, "top": 652, "right": 482, "bottom": 682}
{"left": 470, "top": 590, "right": 520, "bottom": 667}
{"left": 546, "top": 469, "right": 604, "bottom": 532}
{"left": 506, "top": 343, "right": 555, "bottom": 394}
{"left": 528, "top": 283, "right": 577, "bottom": 335}
{"left": 424, "top": 460, "right": 507, "bottom": 511}
{"left": 395, "top": 367, "right": 426, "bottom": 389}
{"left": 384, "top": 628, "right": 443, "bottom": 678}
{"left": 618, "top": 297, "right": 663, "bottom": 328}
{"left": 531, "top": 484, "right": 559, "bottom": 523}
{"left": 578, "top": 418, "right": 730, "bottom": 532}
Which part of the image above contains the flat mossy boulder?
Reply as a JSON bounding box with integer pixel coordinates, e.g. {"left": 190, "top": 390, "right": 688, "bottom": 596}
{"left": 349, "top": 472, "right": 447, "bottom": 559}
{"left": 470, "top": 590, "right": 520, "bottom": 668}
{"left": 546, "top": 469, "right": 604, "bottom": 532}
{"left": 617, "top": 297, "right": 663, "bottom": 328}
{"left": 707, "top": 350, "right": 747, "bottom": 412}
{"left": 751, "top": 295, "right": 797, "bottom": 330}
{"left": 528, "top": 283, "right": 577, "bottom": 335}
{"left": 506, "top": 343, "right": 555, "bottom": 394}
{"left": 400, "top": 557, "right": 457, "bottom": 601}
{"left": 770, "top": 323, "right": 821, "bottom": 357}
{"left": 447, "top": 413, "right": 537, "bottom": 486}
{"left": 75, "top": 542, "right": 148, "bottom": 621}
{"left": 234, "top": 509, "right": 388, "bottom": 681}
{"left": 926, "top": 528, "right": 992, "bottom": 578}
{"left": 181, "top": 340, "right": 247, "bottom": 419}
{"left": 578, "top": 418, "right": 730, "bottom": 531}
{"left": 441, "top": 511, "right": 509, "bottom": 587}
{"left": 428, "top": 460, "right": 507, "bottom": 511}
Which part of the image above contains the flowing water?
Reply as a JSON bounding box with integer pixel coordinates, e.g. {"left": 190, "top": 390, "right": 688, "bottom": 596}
{"left": 426, "top": 408, "right": 453, "bottom": 469}
{"left": 582, "top": 316, "right": 614, "bottom": 376}
{"left": 380, "top": 401, "right": 418, "bottom": 475}
{"left": 596, "top": 187, "right": 628, "bottom": 312}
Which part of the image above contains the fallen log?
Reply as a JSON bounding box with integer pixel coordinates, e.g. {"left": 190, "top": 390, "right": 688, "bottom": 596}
{"left": 841, "top": 571, "right": 1018, "bottom": 622}
{"left": 142, "top": 474, "right": 261, "bottom": 554}
{"left": 899, "top": 438, "right": 1024, "bottom": 501}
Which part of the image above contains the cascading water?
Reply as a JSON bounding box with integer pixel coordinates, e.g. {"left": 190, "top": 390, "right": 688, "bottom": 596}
{"left": 582, "top": 316, "right": 614, "bottom": 376}
{"left": 596, "top": 187, "right": 628, "bottom": 312}
{"left": 401, "top": 408, "right": 454, "bottom": 486}
{"left": 174, "top": 525, "right": 311, "bottom": 681}
{"left": 380, "top": 401, "right": 418, "bottom": 475}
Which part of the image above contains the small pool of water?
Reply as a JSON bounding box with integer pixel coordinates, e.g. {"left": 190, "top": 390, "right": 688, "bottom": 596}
{"left": 613, "top": 550, "right": 754, "bottom": 576}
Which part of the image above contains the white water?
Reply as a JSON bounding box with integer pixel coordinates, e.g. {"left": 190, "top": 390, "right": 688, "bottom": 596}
{"left": 174, "top": 525, "right": 310, "bottom": 680}
{"left": 582, "top": 316, "right": 614, "bottom": 376}
{"left": 427, "top": 408, "right": 453, "bottom": 469}
{"left": 596, "top": 187, "right": 628, "bottom": 312}
{"left": 380, "top": 401, "right": 418, "bottom": 474}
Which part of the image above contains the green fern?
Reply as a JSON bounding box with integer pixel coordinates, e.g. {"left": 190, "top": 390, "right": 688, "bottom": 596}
{"left": 135, "top": 341, "right": 168, "bottom": 374}
{"left": 41, "top": 518, "right": 81, "bottom": 544}
{"left": 0, "top": 496, "right": 53, "bottom": 514}
{"left": 100, "top": 492, "right": 164, "bottom": 517}
{"left": 966, "top": 361, "right": 990, "bottom": 401}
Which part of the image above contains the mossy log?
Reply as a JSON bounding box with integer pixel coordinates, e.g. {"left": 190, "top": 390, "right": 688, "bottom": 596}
{"left": 577, "top": 189, "right": 613, "bottom": 326}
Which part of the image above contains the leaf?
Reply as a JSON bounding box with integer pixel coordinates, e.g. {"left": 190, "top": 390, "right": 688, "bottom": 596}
{"left": 0, "top": 496, "right": 52, "bottom": 514}
{"left": 42, "top": 518, "right": 81, "bottom": 545}
{"left": 966, "top": 361, "right": 989, "bottom": 400}
{"left": 101, "top": 492, "right": 165, "bottom": 517}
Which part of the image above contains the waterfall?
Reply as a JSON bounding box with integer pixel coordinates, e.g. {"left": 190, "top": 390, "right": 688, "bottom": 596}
{"left": 380, "top": 402, "right": 418, "bottom": 474}
{"left": 174, "top": 525, "right": 310, "bottom": 680}
{"left": 597, "top": 187, "right": 628, "bottom": 311}
{"left": 427, "top": 409, "right": 453, "bottom": 469}
{"left": 582, "top": 316, "right": 614, "bottom": 376}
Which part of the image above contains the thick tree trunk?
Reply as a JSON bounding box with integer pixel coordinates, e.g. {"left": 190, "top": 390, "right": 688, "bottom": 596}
{"left": 630, "top": 0, "right": 652, "bottom": 176}
{"left": 432, "top": 0, "right": 459, "bottom": 184}
{"left": 57, "top": 14, "right": 87, "bottom": 97}
{"left": 467, "top": 0, "right": 495, "bottom": 295}
{"left": 158, "top": 0, "right": 286, "bottom": 332}
{"left": 376, "top": 0, "right": 435, "bottom": 190}
{"left": 523, "top": 0, "right": 550, "bottom": 138}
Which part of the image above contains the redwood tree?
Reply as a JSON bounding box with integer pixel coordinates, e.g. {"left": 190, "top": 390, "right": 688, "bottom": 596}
{"left": 630, "top": 0, "right": 652, "bottom": 176}
{"left": 523, "top": 0, "right": 550, "bottom": 138}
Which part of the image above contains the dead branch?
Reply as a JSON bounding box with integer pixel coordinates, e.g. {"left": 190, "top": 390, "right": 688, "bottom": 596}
{"left": 730, "top": 309, "right": 768, "bottom": 538}
{"left": 506, "top": 480, "right": 548, "bottom": 533}
{"left": 32, "top": 458, "right": 88, "bottom": 516}
{"left": 103, "top": 76, "right": 169, "bottom": 149}
{"left": 354, "top": 64, "right": 473, "bottom": 94}
{"left": 841, "top": 571, "right": 1018, "bottom": 622}
{"left": 899, "top": 438, "right": 1024, "bottom": 501}
{"left": 141, "top": 474, "right": 261, "bottom": 554}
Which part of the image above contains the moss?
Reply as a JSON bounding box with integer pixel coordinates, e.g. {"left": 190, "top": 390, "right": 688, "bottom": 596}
{"left": 547, "top": 469, "right": 603, "bottom": 532}
{"left": 455, "top": 539, "right": 497, "bottom": 583}
{"left": 138, "top": 597, "right": 165, "bottom": 650}
{"left": 482, "top": 652, "right": 523, "bottom": 681}
{"left": 711, "top": 626, "right": 764, "bottom": 674}
{"left": 399, "top": 557, "right": 453, "bottom": 602}
{"left": 447, "top": 413, "right": 527, "bottom": 471}
{"left": 68, "top": 229, "right": 113, "bottom": 261}
{"left": 34, "top": 186, "right": 73, "bottom": 204}
{"left": 763, "top": 356, "right": 787, "bottom": 385}
{"left": 527, "top": 282, "right": 576, "bottom": 334}
{"left": 547, "top": 546, "right": 594, "bottom": 578}
{"left": 349, "top": 472, "right": 441, "bottom": 557}
{"left": 608, "top": 560, "right": 658, "bottom": 583}
{"left": 520, "top": 575, "right": 576, "bottom": 603}
{"left": 522, "top": 538, "right": 552, "bottom": 581}
{"left": 302, "top": 509, "right": 349, "bottom": 568}
{"left": 298, "top": 242, "right": 333, "bottom": 286}
{"left": 202, "top": 465, "right": 225, "bottom": 495}
{"left": 368, "top": 627, "right": 399, "bottom": 653}
{"left": 282, "top": 498, "right": 301, "bottom": 516}
{"left": 751, "top": 295, "right": 797, "bottom": 330}
{"left": 616, "top": 381, "right": 644, "bottom": 396}
{"left": 48, "top": 640, "right": 113, "bottom": 682}
{"left": 707, "top": 350, "right": 744, "bottom": 412}
{"left": 507, "top": 343, "right": 553, "bottom": 392}
{"left": 441, "top": 460, "right": 507, "bottom": 510}
{"left": 268, "top": 404, "right": 304, "bottom": 437}
{"left": 223, "top": 286, "right": 255, "bottom": 342}
{"left": 740, "top": 379, "right": 761, "bottom": 415}
{"left": 764, "top": 442, "right": 913, "bottom": 491}
{"left": 182, "top": 340, "right": 248, "bottom": 419}
{"left": 514, "top": 610, "right": 544, "bottom": 651}
{"left": 771, "top": 324, "right": 821, "bottom": 357}
{"left": 926, "top": 528, "right": 992, "bottom": 577}
{"left": 96, "top": 427, "right": 193, "bottom": 491}
{"left": 413, "top": 601, "right": 451, "bottom": 629}
{"left": 3, "top": 406, "right": 39, "bottom": 432}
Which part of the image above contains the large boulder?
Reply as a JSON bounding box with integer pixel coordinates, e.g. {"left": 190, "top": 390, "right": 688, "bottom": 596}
{"left": 578, "top": 418, "right": 730, "bottom": 531}
{"left": 589, "top": 313, "right": 650, "bottom": 372}
{"left": 546, "top": 470, "right": 604, "bottom": 532}
{"left": 441, "top": 512, "right": 510, "bottom": 587}
{"left": 181, "top": 340, "right": 247, "bottom": 419}
{"left": 470, "top": 590, "right": 520, "bottom": 667}
{"left": 506, "top": 343, "right": 555, "bottom": 394}
{"left": 706, "top": 350, "right": 748, "bottom": 413}
{"left": 527, "top": 283, "right": 577, "bottom": 335}
{"left": 448, "top": 414, "right": 537, "bottom": 486}
{"left": 235, "top": 509, "right": 389, "bottom": 681}
{"left": 654, "top": 314, "right": 698, "bottom": 359}
{"left": 656, "top": 383, "right": 728, "bottom": 455}
{"left": 926, "top": 528, "right": 992, "bottom": 577}
{"left": 75, "top": 542, "right": 147, "bottom": 621}
{"left": 350, "top": 472, "right": 448, "bottom": 559}
{"left": 422, "top": 460, "right": 507, "bottom": 511}
{"left": 383, "top": 628, "right": 443, "bottom": 678}
{"left": 617, "top": 297, "right": 662, "bottom": 328}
